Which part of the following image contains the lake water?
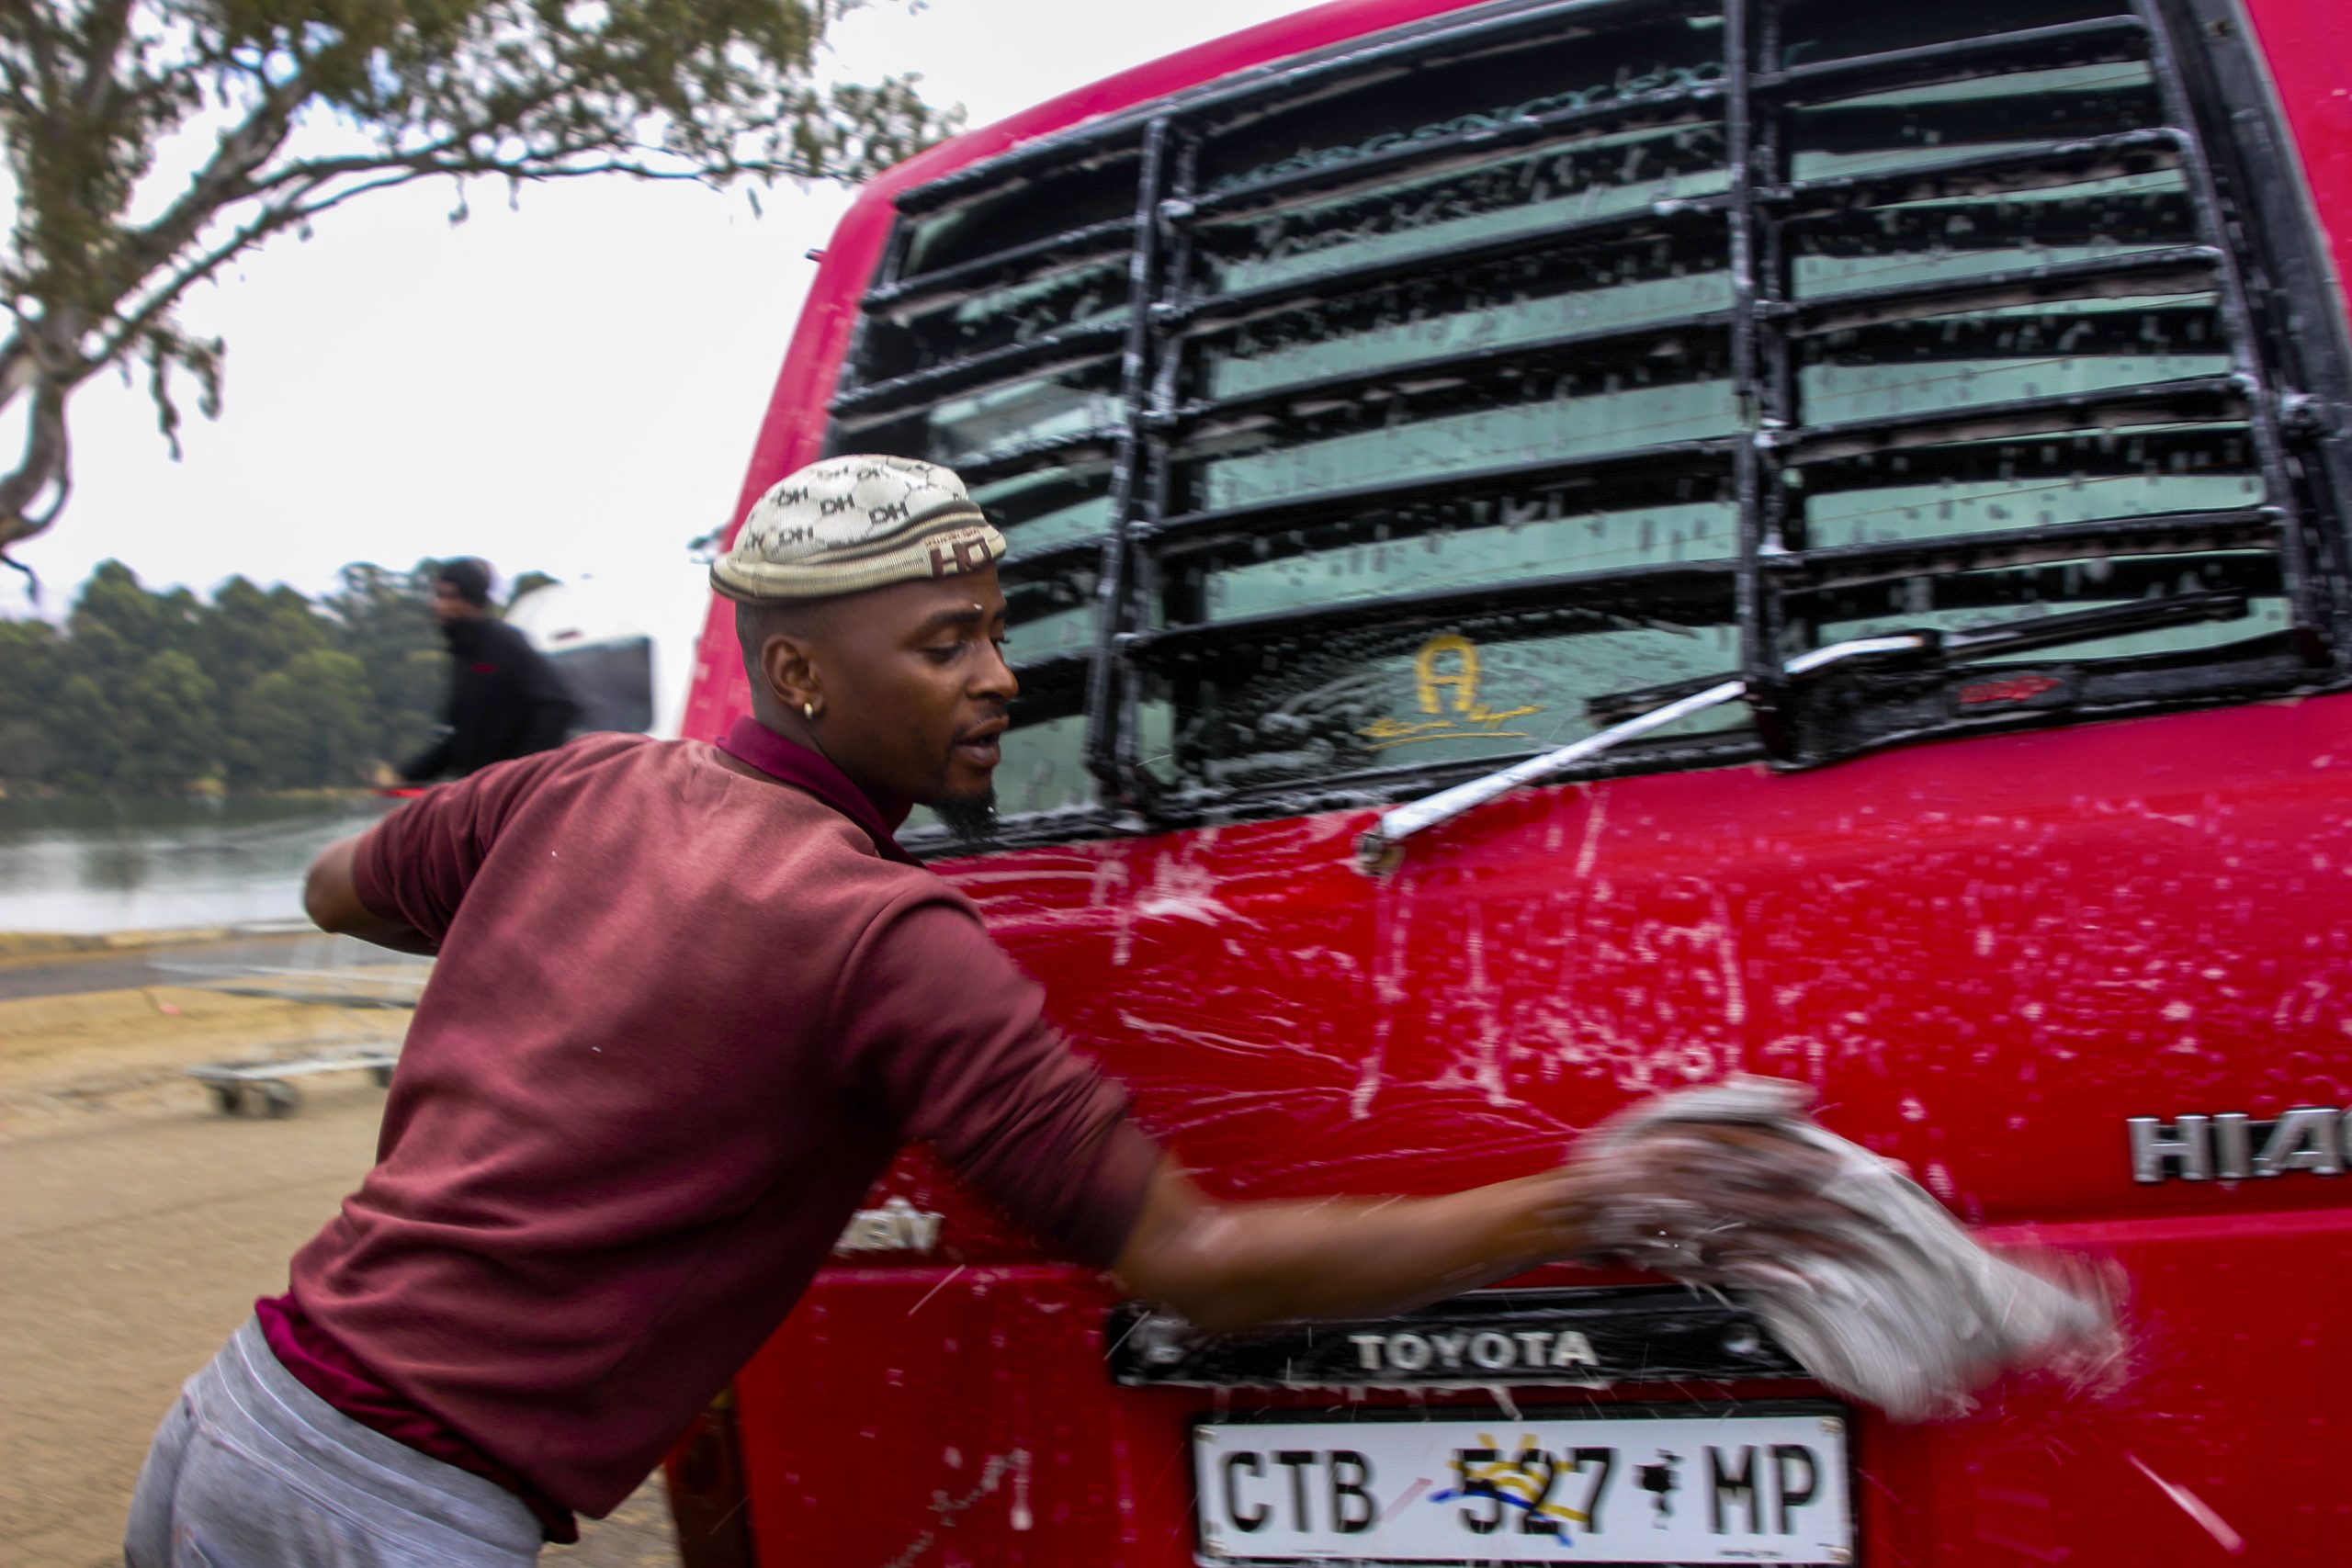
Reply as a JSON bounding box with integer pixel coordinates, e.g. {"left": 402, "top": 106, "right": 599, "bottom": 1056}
{"left": 0, "top": 795, "right": 399, "bottom": 934}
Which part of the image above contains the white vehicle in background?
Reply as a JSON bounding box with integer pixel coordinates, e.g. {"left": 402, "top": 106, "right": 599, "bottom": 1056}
{"left": 506, "top": 569, "right": 707, "bottom": 740}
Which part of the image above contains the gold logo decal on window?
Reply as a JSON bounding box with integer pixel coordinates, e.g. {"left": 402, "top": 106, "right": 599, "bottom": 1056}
{"left": 1413, "top": 634, "right": 1480, "bottom": 715}
{"left": 1359, "top": 633, "right": 1543, "bottom": 750}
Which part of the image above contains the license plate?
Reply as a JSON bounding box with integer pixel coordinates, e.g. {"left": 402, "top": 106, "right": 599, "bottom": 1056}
{"left": 1192, "top": 1406, "right": 1852, "bottom": 1565}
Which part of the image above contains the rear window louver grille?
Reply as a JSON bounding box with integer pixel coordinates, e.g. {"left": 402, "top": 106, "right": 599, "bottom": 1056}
{"left": 828, "top": 0, "right": 2352, "bottom": 840}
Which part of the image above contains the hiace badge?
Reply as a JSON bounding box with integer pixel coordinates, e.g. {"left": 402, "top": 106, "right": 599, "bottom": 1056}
{"left": 2127, "top": 1108, "right": 2350, "bottom": 1183}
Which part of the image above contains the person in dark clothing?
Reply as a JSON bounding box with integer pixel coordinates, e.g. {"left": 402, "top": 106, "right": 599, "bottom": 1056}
{"left": 399, "top": 559, "right": 577, "bottom": 782}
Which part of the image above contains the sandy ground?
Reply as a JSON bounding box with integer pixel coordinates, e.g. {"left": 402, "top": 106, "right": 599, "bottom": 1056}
{"left": 0, "top": 942, "right": 682, "bottom": 1566}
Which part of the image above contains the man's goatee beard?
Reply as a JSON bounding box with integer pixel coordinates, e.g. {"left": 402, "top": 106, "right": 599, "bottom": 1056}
{"left": 933, "top": 790, "right": 999, "bottom": 849}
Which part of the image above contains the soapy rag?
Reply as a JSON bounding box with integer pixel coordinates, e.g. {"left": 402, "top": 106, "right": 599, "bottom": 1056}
{"left": 1573, "top": 1075, "right": 2119, "bottom": 1419}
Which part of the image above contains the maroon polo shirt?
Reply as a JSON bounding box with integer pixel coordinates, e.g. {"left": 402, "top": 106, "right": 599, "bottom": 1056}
{"left": 265, "top": 723, "right": 1159, "bottom": 1524}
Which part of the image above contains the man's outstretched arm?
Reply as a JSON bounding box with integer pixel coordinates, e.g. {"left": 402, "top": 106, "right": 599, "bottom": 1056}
{"left": 303, "top": 835, "right": 437, "bottom": 955}
{"left": 1110, "top": 1159, "right": 1594, "bottom": 1334}
{"left": 852, "top": 899, "right": 1850, "bottom": 1336}
{"left": 1112, "top": 1127, "right": 1850, "bottom": 1335}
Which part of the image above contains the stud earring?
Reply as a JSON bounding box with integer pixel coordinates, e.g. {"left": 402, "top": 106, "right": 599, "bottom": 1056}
{"left": 803, "top": 701, "right": 816, "bottom": 721}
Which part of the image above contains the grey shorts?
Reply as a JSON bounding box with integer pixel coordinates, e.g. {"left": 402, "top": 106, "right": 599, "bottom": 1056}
{"left": 123, "top": 1317, "right": 543, "bottom": 1567}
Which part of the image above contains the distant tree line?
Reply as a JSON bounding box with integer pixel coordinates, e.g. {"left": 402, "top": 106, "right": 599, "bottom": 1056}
{"left": 0, "top": 559, "right": 545, "bottom": 795}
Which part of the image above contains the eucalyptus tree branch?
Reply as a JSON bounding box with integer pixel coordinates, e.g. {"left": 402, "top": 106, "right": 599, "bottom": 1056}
{"left": 111, "top": 72, "right": 315, "bottom": 294}
{"left": 0, "top": 375, "right": 73, "bottom": 554}
{"left": 0, "top": 334, "right": 30, "bottom": 420}
{"left": 69, "top": 0, "right": 140, "bottom": 121}
{"left": 89, "top": 126, "right": 765, "bottom": 380}
{"left": 0, "top": 0, "right": 962, "bottom": 553}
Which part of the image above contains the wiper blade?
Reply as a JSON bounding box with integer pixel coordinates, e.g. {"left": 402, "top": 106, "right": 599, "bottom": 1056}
{"left": 1589, "top": 591, "right": 2248, "bottom": 726}
{"left": 1356, "top": 634, "right": 1919, "bottom": 873}
{"left": 1359, "top": 591, "right": 2250, "bottom": 873}
{"left": 1939, "top": 589, "right": 2249, "bottom": 657}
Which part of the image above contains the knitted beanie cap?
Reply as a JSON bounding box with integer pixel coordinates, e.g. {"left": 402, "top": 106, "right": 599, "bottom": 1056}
{"left": 710, "top": 455, "right": 1006, "bottom": 603}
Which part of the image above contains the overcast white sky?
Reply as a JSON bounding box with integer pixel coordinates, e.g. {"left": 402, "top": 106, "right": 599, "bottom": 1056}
{"left": 4, "top": 0, "right": 1318, "bottom": 619}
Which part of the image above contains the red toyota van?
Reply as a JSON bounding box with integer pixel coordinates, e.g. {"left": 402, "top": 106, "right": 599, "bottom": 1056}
{"left": 666, "top": 1, "right": 2352, "bottom": 1561}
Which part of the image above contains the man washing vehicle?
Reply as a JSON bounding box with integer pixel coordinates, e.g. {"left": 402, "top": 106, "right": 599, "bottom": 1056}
{"left": 124, "top": 456, "right": 1878, "bottom": 1566}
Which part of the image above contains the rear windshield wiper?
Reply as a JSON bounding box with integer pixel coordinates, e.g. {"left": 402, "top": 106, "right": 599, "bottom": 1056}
{"left": 1357, "top": 591, "right": 2248, "bottom": 872}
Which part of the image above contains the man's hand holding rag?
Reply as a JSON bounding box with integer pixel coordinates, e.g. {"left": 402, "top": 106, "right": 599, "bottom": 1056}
{"left": 1559, "top": 1076, "right": 2120, "bottom": 1419}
